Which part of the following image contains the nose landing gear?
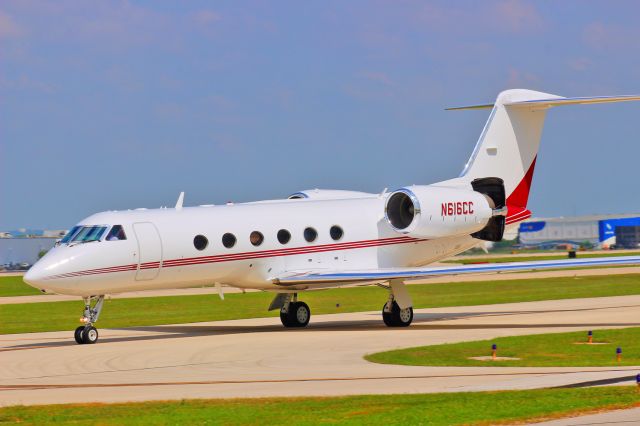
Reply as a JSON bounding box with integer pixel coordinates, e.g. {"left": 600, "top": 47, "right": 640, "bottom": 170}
{"left": 74, "top": 325, "right": 99, "bottom": 344}
{"left": 74, "top": 295, "right": 105, "bottom": 344}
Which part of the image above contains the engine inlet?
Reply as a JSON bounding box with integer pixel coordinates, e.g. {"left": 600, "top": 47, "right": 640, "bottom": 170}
{"left": 385, "top": 190, "right": 418, "bottom": 230}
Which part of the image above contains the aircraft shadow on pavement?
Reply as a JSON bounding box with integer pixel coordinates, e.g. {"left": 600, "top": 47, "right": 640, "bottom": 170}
{"left": 4, "top": 308, "right": 640, "bottom": 351}
{"left": 414, "top": 302, "right": 640, "bottom": 323}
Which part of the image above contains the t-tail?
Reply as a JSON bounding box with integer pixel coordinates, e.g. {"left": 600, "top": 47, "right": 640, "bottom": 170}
{"left": 440, "top": 89, "right": 640, "bottom": 231}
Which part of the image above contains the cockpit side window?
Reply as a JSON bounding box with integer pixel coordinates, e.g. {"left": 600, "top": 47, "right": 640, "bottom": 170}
{"left": 106, "top": 225, "right": 127, "bottom": 241}
{"left": 60, "top": 226, "right": 82, "bottom": 244}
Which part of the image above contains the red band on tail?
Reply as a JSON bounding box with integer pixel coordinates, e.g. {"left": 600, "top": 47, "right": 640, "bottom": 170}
{"left": 506, "top": 156, "right": 537, "bottom": 208}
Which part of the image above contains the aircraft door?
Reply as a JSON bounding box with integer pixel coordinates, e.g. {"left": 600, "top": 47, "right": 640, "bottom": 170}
{"left": 133, "top": 222, "right": 163, "bottom": 281}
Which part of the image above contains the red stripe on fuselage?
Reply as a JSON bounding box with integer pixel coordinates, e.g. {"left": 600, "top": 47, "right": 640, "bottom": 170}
{"left": 162, "top": 236, "right": 417, "bottom": 267}
{"left": 162, "top": 236, "right": 414, "bottom": 266}
{"left": 43, "top": 236, "right": 425, "bottom": 280}
{"left": 47, "top": 264, "right": 137, "bottom": 280}
{"left": 163, "top": 239, "right": 425, "bottom": 268}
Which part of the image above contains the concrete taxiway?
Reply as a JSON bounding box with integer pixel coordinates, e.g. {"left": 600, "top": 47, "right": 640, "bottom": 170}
{"left": 532, "top": 407, "right": 640, "bottom": 425}
{"left": 2, "top": 295, "right": 640, "bottom": 407}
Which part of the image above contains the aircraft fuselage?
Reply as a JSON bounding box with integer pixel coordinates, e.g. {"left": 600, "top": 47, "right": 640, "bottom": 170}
{"left": 26, "top": 195, "right": 482, "bottom": 296}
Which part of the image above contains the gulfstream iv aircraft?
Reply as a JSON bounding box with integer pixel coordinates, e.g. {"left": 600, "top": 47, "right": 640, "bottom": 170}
{"left": 24, "top": 89, "right": 640, "bottom": 344}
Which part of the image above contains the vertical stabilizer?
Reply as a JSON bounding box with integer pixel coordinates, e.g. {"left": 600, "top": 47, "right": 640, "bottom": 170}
{"left": 437, "top": 89, "right": 640, "bottom": 228}
{"left": 459, "top": 89, "right": 561, "bottom": 209}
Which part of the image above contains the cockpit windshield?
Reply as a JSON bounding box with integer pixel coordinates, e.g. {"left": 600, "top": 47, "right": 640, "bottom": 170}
{"left": 68, "top": 226, "right": 108, "bottom": 243}
{"left": 60, "top": 226, "right": 82, "bottom": 244}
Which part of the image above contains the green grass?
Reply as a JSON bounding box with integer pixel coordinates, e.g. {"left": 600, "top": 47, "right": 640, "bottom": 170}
{"left": 1, "top": 274, "right": 640, "bottom": 335}
{"left": 446, "top": 251, "right": 640, "bottom": 264}
{"left": 0, "top": 275, "right": 42, "bottom": 297}
{"left": 366, "top": 327, "right": 640, "bottom": 367}
{"left": 1, "top": 387, "right": 639, "bottom": 425}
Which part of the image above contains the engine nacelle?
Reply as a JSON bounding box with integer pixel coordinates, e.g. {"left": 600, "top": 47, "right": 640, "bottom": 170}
{"left": 384, "top": 185, "right": 496, "bottom": 239}
{"left": 288, "top": 189, "right": 375, "bottom": 200}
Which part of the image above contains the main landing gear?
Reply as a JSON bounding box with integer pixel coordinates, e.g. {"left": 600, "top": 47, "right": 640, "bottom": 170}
{"left": 268, "top": 281, "right": 414, "bottom": 329}
{"left": 278, "top": 293, "right": 311, "bottom": 328}
{"left": 381, "top": 280, "right": 414, "bottom": 327}
{"left": 74, "top": 295, "right": 105, "bottom": 344}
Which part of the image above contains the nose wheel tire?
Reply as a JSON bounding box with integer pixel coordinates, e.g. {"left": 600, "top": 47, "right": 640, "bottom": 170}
{"left": 74, "top": 326, "right": 99, "bottom": 344}
{"left": 280, "top": 301, "right": 311, "bottom": 328}
{"left": 82, "top": 326, "right": 99, "bottom": 344}
{"left": 382, "top": 301, "right": 413, "bottom": 327}
{"left": 74, "top": 326, "right": 85, "bottom": 344}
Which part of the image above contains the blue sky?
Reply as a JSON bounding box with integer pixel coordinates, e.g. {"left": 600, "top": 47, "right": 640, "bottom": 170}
{"left": 1, "top": 0, "right": 639, "bottom": 229}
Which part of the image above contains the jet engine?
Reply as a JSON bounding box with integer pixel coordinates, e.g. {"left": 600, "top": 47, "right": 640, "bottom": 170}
{"left": 384, "top": 185, "right": 503, "bottom": 239}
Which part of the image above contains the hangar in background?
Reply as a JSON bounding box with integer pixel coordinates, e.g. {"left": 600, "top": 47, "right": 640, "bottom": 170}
{"left": 518, "top": 214, "right": 640, "bottom": 249}
{"left": 0, "top": 238, "right": 58, "bottom": 266}
{"left": 0, "top": 230, "right": 65, "bottom": 267}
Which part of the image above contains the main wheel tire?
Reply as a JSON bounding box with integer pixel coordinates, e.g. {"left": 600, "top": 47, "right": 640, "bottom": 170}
{"left": 292, "top": 302, "right": 310, "bottom": 327}
{"left": 81, "top": 326, "right": 99, "bottom": 344}
{"left": 383, "top": 302, "right": 413, "bottom": 327}
{"left": 382, "top": 303, "right": 396, "bottom": 327}
{"left": 391, "top": 302, "right": 413, "bottom": 327}
{"left": 74, "top": 326, "right": 85, "bottom": 344}
{"left": 280, "top": 302, "right": 311, "bottom": 328}
{"left": 280, "top": 309, "right": 294, "bottom": 327}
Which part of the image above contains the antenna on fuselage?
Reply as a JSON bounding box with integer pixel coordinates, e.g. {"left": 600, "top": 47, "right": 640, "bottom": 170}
{"left": 175, "top": 192, "right": 185, "bottom": 210}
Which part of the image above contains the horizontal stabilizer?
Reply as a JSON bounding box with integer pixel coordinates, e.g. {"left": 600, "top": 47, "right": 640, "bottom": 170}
{"left": 445, "top": 103, "right": 494, "bottom": 111}
{"left": 274, "top": 256, "right": 640, "bottom": 286}
{"left": 447, "top": 94, "right": 640, "bottom": 111}
{"left": 506, "top": 95, "right": 640, "bottom": 109}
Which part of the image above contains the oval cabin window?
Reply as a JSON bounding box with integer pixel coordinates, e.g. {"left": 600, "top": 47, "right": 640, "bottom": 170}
{"left": 193, "top": 235, "right": 208, "bottom": 251}
{"left": 277, "top": 229, "right": 291, "bottom": 245}
{"left": 330, "top": 225, "right": 344, "bottom": 241}
{"left": 250, "top": 231, "right": 264, "bottom": 246}
{"left": 222, "top": 233, "right": 236, "bottom": 249}
{"left": 304, "top": 227, "right": 318, "bottom": 243}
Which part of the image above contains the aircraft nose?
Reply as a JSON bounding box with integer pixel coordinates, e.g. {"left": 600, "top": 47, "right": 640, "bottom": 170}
{"left": 23, "top": 262, "right": 46, "bottom": 289}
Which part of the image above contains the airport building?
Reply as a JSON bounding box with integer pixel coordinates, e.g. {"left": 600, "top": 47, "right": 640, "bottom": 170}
{"left": 0, "top": 229, "right": 66, "bottom": 267}
{"left": 518, "top": 213, "right": 640, "bottom": 249}
{"left": 0, "top": 238, "right": 57, "bottom": 267}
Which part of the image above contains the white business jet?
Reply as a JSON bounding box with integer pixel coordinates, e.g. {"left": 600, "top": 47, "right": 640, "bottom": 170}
{"left": 24, "top": 89, "right": 640, "bottom": 344}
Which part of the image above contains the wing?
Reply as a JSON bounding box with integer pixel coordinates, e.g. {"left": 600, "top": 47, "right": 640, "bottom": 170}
{"left": 273, "top": 255, "right": 640, "bottom": 286}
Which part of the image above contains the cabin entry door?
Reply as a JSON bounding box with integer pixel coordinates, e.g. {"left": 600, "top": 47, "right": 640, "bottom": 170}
{"left": 133, "top": 222, "right": 163, "bottom": 281}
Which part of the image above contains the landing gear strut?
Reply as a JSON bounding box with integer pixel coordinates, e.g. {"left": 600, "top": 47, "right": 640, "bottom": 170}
{"left": 381, "top": 281, "right": 413, "bottom": 327}
{"left": 74, "top": 295, "right": 105, "bottom": 344}
{"left": 279, "top": 293, "right": 311, "bottom": 328}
